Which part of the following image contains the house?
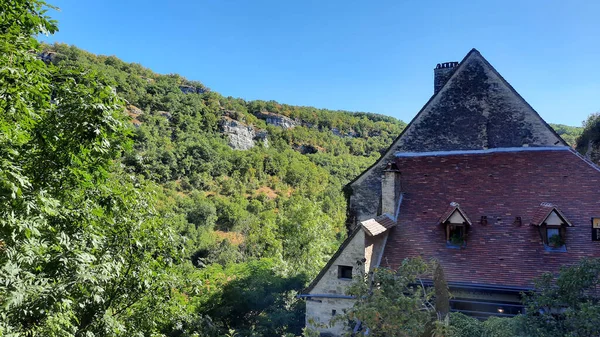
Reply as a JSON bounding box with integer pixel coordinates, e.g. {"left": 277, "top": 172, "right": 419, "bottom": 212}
{"left": 301, "top": 49, "right": 600, "bottom": 336}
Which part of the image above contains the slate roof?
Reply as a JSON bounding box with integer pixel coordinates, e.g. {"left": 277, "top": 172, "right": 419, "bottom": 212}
{"left": 345, "top": 48, "right": 567, "bottom": 223}
{"left": 380, "top": 148, "right": 600, "bottom": 288}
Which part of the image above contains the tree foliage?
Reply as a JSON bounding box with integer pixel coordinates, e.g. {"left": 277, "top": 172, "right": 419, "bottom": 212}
{"left": 342, "top": 258, "right": 439, "bottom": 337}
{"left": 0, "top": 1, "right": 189, "bottom": 335}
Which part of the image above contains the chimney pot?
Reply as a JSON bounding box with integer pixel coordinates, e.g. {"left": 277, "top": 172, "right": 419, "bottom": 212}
{"left": 434, "top": 61, "right": 459, "bottom": 94}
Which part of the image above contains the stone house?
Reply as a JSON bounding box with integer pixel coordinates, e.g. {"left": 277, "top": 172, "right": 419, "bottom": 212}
{"left": 300, "top": 49, "right": 600, "bottom": 336}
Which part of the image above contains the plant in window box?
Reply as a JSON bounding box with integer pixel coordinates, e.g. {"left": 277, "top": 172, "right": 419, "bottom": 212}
{"left": 548, "top": 234, "right": 564, "bottom": 248}
{"left": 449, "top": 233, "right": 465, "bottom": 246}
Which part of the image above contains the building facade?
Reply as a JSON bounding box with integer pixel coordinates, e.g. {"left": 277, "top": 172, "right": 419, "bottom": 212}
{"left": 301, "top": 49, "right": 600, "bottom": 336}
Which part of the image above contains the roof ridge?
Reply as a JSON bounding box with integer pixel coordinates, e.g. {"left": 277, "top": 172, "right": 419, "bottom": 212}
{"left": 394, "top": 146, "right": 569, "bottom": 158}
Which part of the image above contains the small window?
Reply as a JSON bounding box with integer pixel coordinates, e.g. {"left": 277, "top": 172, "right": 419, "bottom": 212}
{"left": 446, "top": 224, "right": 466, "bottom": 247}
{"left": 547, "top": 228, "right": 562, "bottom": 247}
{"left": 338, "top": 265, "right": 353, "bottom": 279}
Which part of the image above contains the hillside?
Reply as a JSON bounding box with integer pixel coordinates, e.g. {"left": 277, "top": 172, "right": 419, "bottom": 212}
{"left": 29, "top": 42, "right": 585, "bottom": 336}
{"left": 41, "top": 43, "right": 585, "bottom": 274}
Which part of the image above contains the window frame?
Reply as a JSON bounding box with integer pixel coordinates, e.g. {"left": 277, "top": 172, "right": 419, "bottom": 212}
{"left": 337, "top": 265, "right": 353, "bottom": 280}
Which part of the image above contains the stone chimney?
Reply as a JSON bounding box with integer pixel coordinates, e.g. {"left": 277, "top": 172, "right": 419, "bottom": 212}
{"left": 381, "top": 162, "right": 401, "bottom": 216}
{"left": 434, "top": 62, "right": 459, "bottom": 94}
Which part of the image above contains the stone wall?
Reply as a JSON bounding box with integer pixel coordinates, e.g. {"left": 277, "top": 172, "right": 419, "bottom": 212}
{"left": 306, "top": 229, "right": 389, "bottom": 336}
{"left": 305, "top": 298, "right": 355, "bottom": 336}
{"left": 310, "top": 230, "right": 365, "bottom": 295}
{"left": 307, "top": 230, "right": 364, "bottom": 336}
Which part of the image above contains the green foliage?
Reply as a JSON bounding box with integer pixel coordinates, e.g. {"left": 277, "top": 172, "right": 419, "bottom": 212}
{"left": 38, "top": 34, "right": 406, "bottom": 290}
{"left": 521, "top": 258, "right": 600, "bottom": 337}
{"left": 0, "top": 1, "right": 190, "bottom": 335}
{"left": 575, "top": 113, "right": 600, "bottom": 163}
{"left": 342, "top": 258, "right": 438, "bottom": 337}
{"left": 18, "top": 23, "right": 408, "bottom": 336}
{"left": 196, "top": 259, "right": 308, "bottom": 337}
{"left": 550, "top": 123, "right": 583, "bottom": 147}
{"left": 433, "top": 262, "right": 450, "bottom": 318}
{"left": 447, "top": 313, "right": 525, "bottom": 337}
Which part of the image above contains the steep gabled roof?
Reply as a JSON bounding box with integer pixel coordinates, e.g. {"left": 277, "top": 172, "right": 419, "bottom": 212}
{"left": 348, "top": 49, "right": 566, "bottom": 190}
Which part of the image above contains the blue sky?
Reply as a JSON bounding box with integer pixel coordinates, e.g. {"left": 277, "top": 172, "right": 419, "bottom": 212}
{"left": 42, "top": 0, "right": 599, "bottom": 126}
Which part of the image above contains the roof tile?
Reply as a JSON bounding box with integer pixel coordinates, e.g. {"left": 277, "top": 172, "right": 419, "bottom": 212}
{"left": 380, "top": 149, "right": 600, "bottom": 288}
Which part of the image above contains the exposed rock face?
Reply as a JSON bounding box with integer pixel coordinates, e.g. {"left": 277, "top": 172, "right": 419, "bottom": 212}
{"left": 346, "top": 49, "right": 567, "bottom": 226}
{"left": 126, "top": 105, "right": 143, "bottom": 127}
{"left": 157, "top": 111, "right": 172, "bottom": 120}
{"left": 38, "top": 51, "right": 61, "bottom": 64}
{"left": 220, "top": 119, "right": 268, "bottom": 150}
{"left": 179, "top": 85, "right": 208, "bottom": 94}
{"left": 255, "top": 130, "right": 269, "bottom": 148}
{"left": 331, "top": 127, "right": 359, "bottom": 138}
{"left": 257, "top": 112, "right": 299, "bottom": 129}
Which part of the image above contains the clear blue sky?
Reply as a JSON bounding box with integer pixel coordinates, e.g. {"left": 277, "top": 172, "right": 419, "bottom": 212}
{"left": 42, "top": 0, "right": 599, "bottom": 126}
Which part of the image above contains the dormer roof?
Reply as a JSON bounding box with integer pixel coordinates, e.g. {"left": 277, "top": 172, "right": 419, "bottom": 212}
{"left": 531, "top": 203, "right": 573, "bottom": 227}
{"left": 439, "top": 202, "right": 472, "bottom": 226}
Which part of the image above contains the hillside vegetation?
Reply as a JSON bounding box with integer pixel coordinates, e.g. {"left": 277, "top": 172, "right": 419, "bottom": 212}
{"left": 0, "top": 1, "right": 587, "bottom": 334}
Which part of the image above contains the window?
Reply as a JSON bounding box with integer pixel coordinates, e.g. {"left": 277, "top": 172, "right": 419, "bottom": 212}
{"left": 448, "top": 224, "right": 465, "bottom": 243}
{"left": 546, "top": 228, "right": 563, "bottom": 248}
{"left": 440, "top": 205, "right": 471, "bottom": 248}
{"left": 338, "top": 265, "right": 353, "bottom": 279}
{"left": 446, "top": 223, "right": 466, "bottom": 247}
{"left": 533, "top": 206, "right": 571, "bottom": 252}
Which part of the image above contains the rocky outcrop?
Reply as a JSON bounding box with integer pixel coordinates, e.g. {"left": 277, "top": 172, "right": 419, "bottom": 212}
{"left": 331, "top": 127, "right": 360, "bottom": 138}
{"left": 38, "top": 51, "right": 61, "bottom": 64}
{"left": 255, "top": 130, "right": 269, "bottom": 148}
{"left": 220, "top": 118, "right": 268, "bottom": 150}
{"left": 256, "top": 112, "right": 299, "bottom": 129}
{"left": 126, "top": 105, "right": 143, "bottom": 127}
{"left": 179, "top": 85, "right": 208, "bottom": 94}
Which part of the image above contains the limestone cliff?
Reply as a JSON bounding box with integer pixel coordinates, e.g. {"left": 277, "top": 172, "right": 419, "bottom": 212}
{"left": 220, "top": 118, "right": 268, "bottom": 150}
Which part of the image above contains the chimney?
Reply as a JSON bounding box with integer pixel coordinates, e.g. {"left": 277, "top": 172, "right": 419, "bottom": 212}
{"left": 434, "top": 62, "right": 459, "bottom": 94}
{"left": 381, "top": 162, "right": 401, "bottom": 216}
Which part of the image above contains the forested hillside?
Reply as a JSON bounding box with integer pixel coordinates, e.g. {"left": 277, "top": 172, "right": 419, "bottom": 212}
{"left": 42, "top": 42, "right": 408, "bottom": 274}
{"left": 11, "top": 41, "right": 407, "bottom": 336}
{"left": 0, "top": 1, "right": 587, "bottom": 334}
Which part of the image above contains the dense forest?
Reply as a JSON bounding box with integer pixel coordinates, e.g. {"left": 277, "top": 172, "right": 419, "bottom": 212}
{"left": 1, "top": 1, "right": 596, "bottom": 336}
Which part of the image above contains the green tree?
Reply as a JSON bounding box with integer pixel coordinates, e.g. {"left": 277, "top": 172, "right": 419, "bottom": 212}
{"left": 522, "top": 258, "right": 600, "bottom": 337}
{"left": 342, "top": 258, "right": 437, "bottom": 337}
{"left": 0, "top": 1, "right": 189, "bottom": 335}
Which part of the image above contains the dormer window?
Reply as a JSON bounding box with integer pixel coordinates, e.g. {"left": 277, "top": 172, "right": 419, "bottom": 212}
{"left": 440, "top": 202, "right": 472, "bottom": 249}
{"left": 531, "top": 203, "right": 573, "bottom": 252}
